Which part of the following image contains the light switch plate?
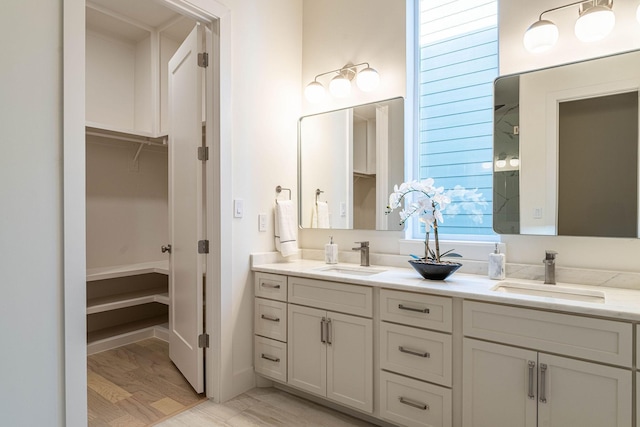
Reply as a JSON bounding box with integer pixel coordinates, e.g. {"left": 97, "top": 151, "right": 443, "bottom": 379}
{"left": 234, "top": 199, "right": 244, "bottom": 218}
{"left": 258, "top": 213, "right": 267, "bottom": 231}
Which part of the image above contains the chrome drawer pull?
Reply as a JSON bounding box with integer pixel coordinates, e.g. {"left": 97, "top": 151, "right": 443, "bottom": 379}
{"left": 327, "top": 318, "right": 332, "bottom": 345}
{"left": 261, "top": 314, "right": 280, "bottom": 322}
{"left": 399, "top": 397, "right": 429, "bottom": 411}
{"left": 528, "top": 361, "right": 536, "bottom": 399}
{"left": 261, "top": 282, "right": 281, "bottom": 289}
{"left": 261, "top": 353, "right": 280, "bottom": 363}
{"left": 398, "top": 304, "right": 430, "bottom": 314}
{"left": 399, "top": 346, "right": 430, "bottom": 358}
{"left": 539, "top": 363, "right": 547, "bottom": 404}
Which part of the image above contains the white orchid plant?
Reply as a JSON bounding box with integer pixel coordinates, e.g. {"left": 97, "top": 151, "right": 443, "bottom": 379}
{"left": 385, "top": 178, "right": 487, "bottom": 263}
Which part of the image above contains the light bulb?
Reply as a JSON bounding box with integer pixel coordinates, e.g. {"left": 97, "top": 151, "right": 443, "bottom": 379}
{"left": 575, "top": 5, "right": 615, "bottom": 42}
{"left": 356, "top": 67, "right": 379, "bottom": 92}
{"left": 329, "top": 75, "right": 351, "bottom": 98}
{"left": 523, "top": 19, "right": 559, "bottom": 53}
{"left": 496, "top": 159, "right": 507, "bottom": 168}
{"left": 304, "top": 81, "right": 325, "bottom": 103}
{"left": 509, "top": 157, "right": 520, "bottom": 167}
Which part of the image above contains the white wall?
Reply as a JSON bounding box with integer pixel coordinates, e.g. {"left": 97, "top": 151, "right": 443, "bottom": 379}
{"left": 222, "top": 0, "right": 303, "bottom": 400}
{"left": 0, "top": 0, "right": 66, "bottom": 425}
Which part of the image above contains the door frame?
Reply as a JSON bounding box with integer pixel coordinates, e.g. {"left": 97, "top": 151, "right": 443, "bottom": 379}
{"left": 62, "top": 0, "right": 231, "bottom": 424}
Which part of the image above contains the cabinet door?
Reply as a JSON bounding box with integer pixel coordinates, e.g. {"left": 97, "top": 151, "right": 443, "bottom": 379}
{"left": 537, "top": 353, "right": 632, "bottom": 427}
{"left": 287, "top": 304, "right": 326, "bottom": 396}
{"left": 168, "top": 24, "right": 205, "bottom": 394}
{"left": 326, "top": 312, "right": 373, "bottom": 413}
{"left": 463, "top": 339, "right": 537, "bottom": 427}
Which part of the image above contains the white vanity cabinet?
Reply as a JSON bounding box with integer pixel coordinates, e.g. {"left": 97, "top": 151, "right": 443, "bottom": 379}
{"left": 287, "top": 277, "right": 373, "bottom": 413}
{"left": 379, "top": 289, "right": 453, "bottom": 427}
{"left": 462, "top": 301, "right": 633, "bottom": 427}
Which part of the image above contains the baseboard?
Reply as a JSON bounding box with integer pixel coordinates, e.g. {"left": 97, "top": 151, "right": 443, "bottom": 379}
{"left": 87, "top": 325, "right": 168, "bottom": 355}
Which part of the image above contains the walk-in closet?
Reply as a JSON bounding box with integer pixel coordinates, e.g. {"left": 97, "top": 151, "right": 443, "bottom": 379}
{"left": 85, "top": 0, "right": 212, "bottom": 423}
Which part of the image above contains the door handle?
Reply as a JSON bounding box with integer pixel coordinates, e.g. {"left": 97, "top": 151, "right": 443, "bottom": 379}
{"left": 327, "top": 318, "right": 332, "bottom": 345}
{"left": 161, "top": 244, "right": 172, "bottom": 253}
{"left": 539, "top": 363, "right": 547, "bottom": 404}
{"left": 320, "top": 318, "right": 326, "bottom": 343}
{"left": 528, "top": 361, "right": 536, "bottom": 399}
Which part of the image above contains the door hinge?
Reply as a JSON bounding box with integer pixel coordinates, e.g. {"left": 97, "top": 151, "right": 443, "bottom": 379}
{"left": 197, "top": 146, "right": 209, "bottom": 161}
{"left": 198, "top": 240, "right": 209, "bottom": 254}
{"left": 198, "top": 52, "right": 209, "bottom": 68}
{"left": 198, "top": 333, "right": 209, "bottom": 348}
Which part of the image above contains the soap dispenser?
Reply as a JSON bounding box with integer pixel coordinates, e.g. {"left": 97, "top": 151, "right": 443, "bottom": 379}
{"left": 325, "top": 236, "right": 338, "bottom": 264}
{"left": 488, "top": 243, "right": 505, "bottom": 280}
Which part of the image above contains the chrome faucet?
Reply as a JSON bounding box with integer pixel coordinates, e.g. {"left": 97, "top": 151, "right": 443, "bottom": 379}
{"left": 352, "top": 241, "right": 370, "bottom": 267}
{"left": 543, "top": 250, "right": 558, "bottom": 285}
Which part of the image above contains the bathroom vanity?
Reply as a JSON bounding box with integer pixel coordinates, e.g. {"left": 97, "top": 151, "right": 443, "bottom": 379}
{"left": 252, "top": 255, "right": 640, "bottom": 427}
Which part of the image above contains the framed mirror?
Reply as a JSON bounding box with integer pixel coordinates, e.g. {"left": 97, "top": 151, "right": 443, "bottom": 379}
{"left": 493, "top": 50, "right": 640, "bottom": 237}
{"left": 298, "top": 97, "right": 405, "bottom": 230}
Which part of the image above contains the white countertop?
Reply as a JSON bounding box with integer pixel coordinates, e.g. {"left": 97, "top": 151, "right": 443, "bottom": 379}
{"left": 252, "top": 258, "right": 640, "bottom": 322}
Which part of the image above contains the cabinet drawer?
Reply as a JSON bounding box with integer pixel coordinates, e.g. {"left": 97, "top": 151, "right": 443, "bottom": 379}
{"left": 255, "top": 272, "right": 287, "bottom": 301}
{"left": 380, "top": 289, "right": 452, "bottom": 332}
{"left": 254, "top": 298, "right": 287, "bottom": 342}
{"left": 463, "top": 301, "right": 633, "bottom": 367}
{"left": 254, "top": 336, "right": 287, "bottom": 383}
{"left": 380, "top": 322, "right": 452, "bottom": 387}
{"left": 380, "top": 371, "right": 452, "bottom": 427}
{"left": 288, "top": 276, "right": 372, "bottom": 317}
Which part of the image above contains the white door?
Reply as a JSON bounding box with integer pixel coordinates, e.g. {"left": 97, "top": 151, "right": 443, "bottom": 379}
{"left": 537, "top": 353, "right": 632, "bottom": 427}
{"left": 168, "top": 24, "right": 205, "bottom": 393}
{"left": 287, "top": 304, "right": 326, "bottom": 396}
{"left": 326, "top": 312, "right": 373, "bottom": 413}
{"left": 463, "top": 339, "right": 537, "bottom": 427}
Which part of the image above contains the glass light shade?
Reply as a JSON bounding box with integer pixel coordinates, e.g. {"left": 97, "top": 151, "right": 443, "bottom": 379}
{"left": 356, "top": 67, "right": 380, "bottom": 92}
{"left": 574, "top": 6, "right": 615, "bottom": 42}
{"left": 304, "top": 81, "right": 325, "bottom": 103}
{"left": 510, "top": 157, "right": 520, "bottom": 167}
{"left": 329, "top": 75, "right": 351, "bottom": 98}
{"left": 496, "top": 159, "right": 507, "bottom": 168}
{"left": 523, "top": 19, "right": 559, "bottom": 53}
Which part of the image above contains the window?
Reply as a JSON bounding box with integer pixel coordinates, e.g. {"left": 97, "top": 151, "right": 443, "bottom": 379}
{"left": 413, "top": 0, "right": 498, "bottom": 240}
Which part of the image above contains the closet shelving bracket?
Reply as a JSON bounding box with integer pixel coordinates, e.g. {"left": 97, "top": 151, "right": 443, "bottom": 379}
{"left": 86, "top": 126, "right": 168, "bottom": 162}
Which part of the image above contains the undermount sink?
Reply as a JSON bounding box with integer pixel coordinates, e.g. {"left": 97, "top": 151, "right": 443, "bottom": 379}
{"left": 491, "top": 281, "right": 605, "bottom": 303}
{"left": 314, "top": 265, "right": 386, "bottom": 276}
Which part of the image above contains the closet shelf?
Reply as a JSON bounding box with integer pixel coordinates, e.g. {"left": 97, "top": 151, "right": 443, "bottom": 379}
{"left": 87, "top": 315, "right": 168, "bottom": 344}
{"left": 87, "top": 260, "right": 169, "bottom": 282}
{"left": 87, "top": 289, "right": 169, "bottom": 315}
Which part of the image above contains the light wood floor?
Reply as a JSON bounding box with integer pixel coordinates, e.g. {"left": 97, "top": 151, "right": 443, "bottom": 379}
{"left": 87, "top": 338, "right": 206, "bottom": 426}
{"left": 155, "top": 387, "right": 379, "bottom": 427}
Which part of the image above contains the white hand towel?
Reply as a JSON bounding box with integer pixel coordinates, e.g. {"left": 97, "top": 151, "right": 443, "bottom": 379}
{"left": 315, "top": 201, "right": 330, "bottom": 228}
{"left": 275, "top": 200, "right": 299, "bottom": 257}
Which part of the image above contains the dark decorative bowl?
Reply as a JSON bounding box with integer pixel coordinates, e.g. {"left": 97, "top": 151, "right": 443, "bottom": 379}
{"left": 408, "top": 259, "right": 462, "bottom": 281}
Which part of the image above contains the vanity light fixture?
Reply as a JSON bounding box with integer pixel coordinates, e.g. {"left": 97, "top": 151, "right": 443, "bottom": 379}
{"left": 304, "top": 62, "right": 380, "bottom": 103}
{"left": 523, "top": 0, "right": 615, "bottom": 53}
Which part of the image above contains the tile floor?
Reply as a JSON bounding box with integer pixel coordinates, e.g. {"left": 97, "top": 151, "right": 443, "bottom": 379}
{"left": 155, "top": 387, "right": 379, "bottom": 427}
